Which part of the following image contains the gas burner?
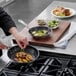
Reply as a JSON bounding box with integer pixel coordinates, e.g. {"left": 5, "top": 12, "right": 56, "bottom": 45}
{"left": 43, "top": 58, "right": 76, "bottom": 76}
{"left": 57, "top": 68, "right": 75, "bottom": 76}
{"left": 1, "top": 51, "right": 76, "bottom": 76}
{"left": 4, "top": 56, "right": 50, "bottom": 73}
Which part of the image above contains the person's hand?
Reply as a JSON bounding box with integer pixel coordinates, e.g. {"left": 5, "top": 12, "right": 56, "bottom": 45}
{"left": 9, "top": 27, "right": 29, "bottom": 49}
{"left": 14, "top": 33, "right": 29, "bottom": 49}
{"left": 0, "top": 42, "right": 8, "bottom": 49}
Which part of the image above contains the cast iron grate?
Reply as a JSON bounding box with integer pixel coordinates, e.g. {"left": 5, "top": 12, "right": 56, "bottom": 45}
{"left": 1, "top": 51, "right": 76, "bottom": 76}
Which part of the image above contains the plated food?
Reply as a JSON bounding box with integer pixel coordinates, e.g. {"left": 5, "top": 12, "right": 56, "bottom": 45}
{"left": 51, "top": 6, "right": 76, "bottom": 18}
{"left": 14, "top": 51, "right": 33, "bottom": 63}
{"left": 48, "top": 20, "right": 59, "bottom": 29}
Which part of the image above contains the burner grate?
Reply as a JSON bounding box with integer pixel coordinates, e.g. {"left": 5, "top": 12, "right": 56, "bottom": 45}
{"left": 1, "top": 51, "right": 76, "bottom": 76}
{"left": 42, "top": 58, "right": 76, "bottom": 76}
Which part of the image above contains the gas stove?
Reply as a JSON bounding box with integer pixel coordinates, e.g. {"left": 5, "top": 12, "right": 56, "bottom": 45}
{"left": 0, "top": 50, "right": 76, "bottom": 76}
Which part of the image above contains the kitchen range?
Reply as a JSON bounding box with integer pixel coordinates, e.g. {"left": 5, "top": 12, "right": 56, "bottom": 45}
{"left": 1, "top": 51, "right": 76, "bottom": 76}
{"left": 1, "top": 1, "right": 76, "bottom": 76}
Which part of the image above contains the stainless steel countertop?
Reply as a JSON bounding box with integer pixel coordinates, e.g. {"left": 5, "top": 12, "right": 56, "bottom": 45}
{"left": 27, "top": 1, "right": 76, "bottom": 56}
{"left": 1, "top": 1, "right": 76, "bottom": 71}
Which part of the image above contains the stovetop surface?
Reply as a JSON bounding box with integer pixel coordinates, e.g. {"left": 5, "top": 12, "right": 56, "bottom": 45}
{"left": 1, "top": 50, "right": 76, "bottom": 76}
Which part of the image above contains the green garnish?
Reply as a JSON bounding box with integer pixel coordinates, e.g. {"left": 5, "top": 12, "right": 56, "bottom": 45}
{"left": 32, "top": 30, "right": 47, "bottom": 36}
{"left": 60, "top": 14, "right": 65, "bottom": 16}
{"left": 21, "top": 49, "right": 24, "bottom": 51}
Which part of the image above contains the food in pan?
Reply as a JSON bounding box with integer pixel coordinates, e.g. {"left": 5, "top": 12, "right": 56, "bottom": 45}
{"left": 38, "top": 20, "right": 46, "bottom": 25}
{"left": 14, "top": 52, "right": 33, "bottom": 63}
{"left": 32, "top": 30, "right": 47, "bottom": 36}
{"left": 48, "top": 20, "right": 59, "bottom": 29}
{"left": 53, "top": 6, "right": 72, "bottom": 16}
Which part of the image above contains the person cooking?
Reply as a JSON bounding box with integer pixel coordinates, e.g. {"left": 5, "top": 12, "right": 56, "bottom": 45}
{"left": 0, "top": 7, "right": 28, "bottom": 56}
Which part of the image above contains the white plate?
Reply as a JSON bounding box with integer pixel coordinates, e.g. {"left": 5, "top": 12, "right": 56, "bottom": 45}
{"left": 51, "top": 7, "right": 76, "bottom": 18}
